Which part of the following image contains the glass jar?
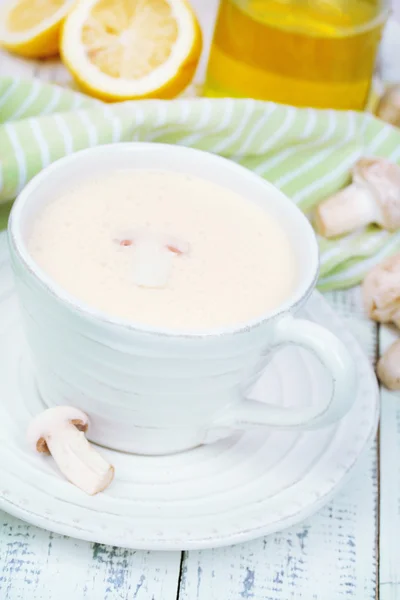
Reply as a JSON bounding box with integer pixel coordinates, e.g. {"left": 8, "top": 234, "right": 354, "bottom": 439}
{"left": 204, "top": 0, "right": 389, "bottom": 110}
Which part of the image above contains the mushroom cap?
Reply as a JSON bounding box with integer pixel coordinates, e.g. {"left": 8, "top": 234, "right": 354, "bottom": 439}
{"left": 27, "top": 406, "right": 89, "bottom": 454}
{"left": 362, "top": 253, "right": 400, "bottom": 326}
{"left": 353, "top": 158, "right": 400, "bottom": 230}
{"left": 377, "top": 339, "right": 400, "bottom": 390}
{"left": 116, "top": 229, "right": 189, "bottom": 255}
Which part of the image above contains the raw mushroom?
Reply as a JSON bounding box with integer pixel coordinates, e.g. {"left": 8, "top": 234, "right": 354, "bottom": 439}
{"left": 315, "top": 157, "right": 400, "bottom": 238}
{"left": 362, "top": 253, "right": 400, "bottom": 327}
{"left": 27, "top": 406, "right": 114, "bottom": 495}
{"left": 377, "top": 340, "right": 400, "bottom": 390}
{"left": 377, "top": 85, "right": 400, "bottom": 128}
{"left": 116, "top": 229, "right": 189, "bottom": 288}
{"left": 363, "top": 253, "right": 400, "bottom": 391}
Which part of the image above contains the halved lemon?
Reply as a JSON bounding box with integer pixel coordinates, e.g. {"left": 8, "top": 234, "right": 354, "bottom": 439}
{"left": 60, "top": 0, "right": 202, "bottom": 101}
{"left": 0, "top": 0, "right": 74, "bottom": 58}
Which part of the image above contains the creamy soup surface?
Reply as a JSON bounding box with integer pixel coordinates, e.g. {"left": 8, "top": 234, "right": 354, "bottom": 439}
{"left": 28, "top": 169, "right": 297, "bottom": 330}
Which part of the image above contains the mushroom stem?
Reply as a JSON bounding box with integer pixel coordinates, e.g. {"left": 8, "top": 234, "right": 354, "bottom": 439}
{"left": 133, "top": 235, "right": 175, "bottom": 288}
{"left": 315, "top": 183, "right": 381, "bottom": 238}
{"left": 315, "top": 157, "right": 400, "bottom": 239}
{"left": 46, "top": 423, "right": 114, "bottom": 495}
{"left": 377, "top": 339, "right": 400, "bottom": 390}
{"left": 117, "top": 230, "right": 189, "bottom": 289}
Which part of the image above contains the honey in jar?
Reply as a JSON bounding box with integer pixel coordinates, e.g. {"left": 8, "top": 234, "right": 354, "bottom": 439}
{"left": 204, "top": 0, "right": 387, "bottom": 110}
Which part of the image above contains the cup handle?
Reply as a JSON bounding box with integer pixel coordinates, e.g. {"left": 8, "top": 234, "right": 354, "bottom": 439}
{"left": 213, "top": 316, "right": 357, "bottom": 434}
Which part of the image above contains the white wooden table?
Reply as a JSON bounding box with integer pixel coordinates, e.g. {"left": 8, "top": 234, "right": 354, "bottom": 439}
{"left": 1, "top": 2, "right": 400, "bottom": 599}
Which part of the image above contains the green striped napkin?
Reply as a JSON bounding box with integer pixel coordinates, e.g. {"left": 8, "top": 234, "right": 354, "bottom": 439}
{"left": 1, "top": 76, "right": 400, "bottom": 290}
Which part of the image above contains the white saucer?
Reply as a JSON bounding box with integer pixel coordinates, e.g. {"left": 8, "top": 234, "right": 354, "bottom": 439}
{"left": 0, "top": 234, "right": 378, "bottom": 550}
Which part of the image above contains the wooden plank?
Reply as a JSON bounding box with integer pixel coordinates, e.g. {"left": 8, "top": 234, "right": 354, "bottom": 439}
{"left": 179, "top": 451, "right": 377, "bottom": 600}
{"left": 0, "top": 513, "right": 182, "bottom": 600}
{"left": 179, "top": 289, "right": 379, "bottom": 600}
{"left": 379, "top": 324, "right": 400, "bottom": 600}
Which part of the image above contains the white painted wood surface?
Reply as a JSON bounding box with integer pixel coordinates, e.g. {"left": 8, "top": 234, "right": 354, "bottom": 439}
{"left": 379, "top": 325, "right": 400, "bottom": 600}
{"left": 0, "top": 2, "right": 399, "bottom": 598}
{"left": 0, "top": 521, "right": 181, "bottom": 600}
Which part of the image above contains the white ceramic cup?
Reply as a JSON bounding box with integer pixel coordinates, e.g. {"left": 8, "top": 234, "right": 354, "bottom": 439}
{"left": 9, "top": 143, "right": 356, "bottom": 455}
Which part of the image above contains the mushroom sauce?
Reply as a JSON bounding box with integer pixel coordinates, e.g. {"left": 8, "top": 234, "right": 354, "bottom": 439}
{"left": 27, "top": 169, "right": 296, "bottom": 330}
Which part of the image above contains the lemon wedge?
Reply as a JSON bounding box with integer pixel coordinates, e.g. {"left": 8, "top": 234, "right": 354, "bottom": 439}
{"left": 0, "top": 0, "right": 74, "bottom": 58}
{"left": 60, "top": 0, "right": 202, "bottom": 101}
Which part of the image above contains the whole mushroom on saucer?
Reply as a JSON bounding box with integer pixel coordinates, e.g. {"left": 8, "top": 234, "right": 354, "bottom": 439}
{"left": 315, "top": 157, "right": 400, "bottom": 238}
{"left": 27, "top": 406, "right": 114, "bottom": 495}
{"left": 363, "top": 254, "right": 400, "bottom": 390}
